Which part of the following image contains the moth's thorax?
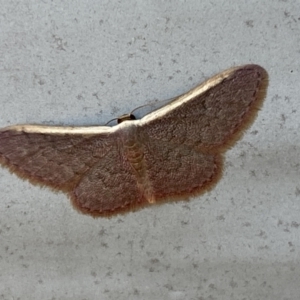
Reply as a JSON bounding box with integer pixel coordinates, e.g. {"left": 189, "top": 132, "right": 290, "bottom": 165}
{"left": 118, "top": 122, "right": 144, "bottom": 170}
{"left": 117, "top": 121, "right": 155, "bottom": 203}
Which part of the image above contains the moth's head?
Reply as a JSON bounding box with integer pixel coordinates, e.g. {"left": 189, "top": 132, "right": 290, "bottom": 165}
{"left": 117, "top": 113, "right": 136, "bottom": 124}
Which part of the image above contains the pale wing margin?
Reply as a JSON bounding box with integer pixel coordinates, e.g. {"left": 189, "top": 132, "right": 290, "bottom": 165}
{"left": 139, "top": 65, "right": 268, "bottom": 151}
{"left": 140, "top": 65, "right": 237, "bottom": 124}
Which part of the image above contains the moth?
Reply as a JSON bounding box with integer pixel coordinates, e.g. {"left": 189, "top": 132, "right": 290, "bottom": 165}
{"left": 0, "top": 65, "right": 268, "bottom": 217}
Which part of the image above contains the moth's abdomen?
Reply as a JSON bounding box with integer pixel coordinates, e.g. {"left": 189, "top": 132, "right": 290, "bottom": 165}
{"left": 121, "top": 126, "right": 155, "bottom": 204}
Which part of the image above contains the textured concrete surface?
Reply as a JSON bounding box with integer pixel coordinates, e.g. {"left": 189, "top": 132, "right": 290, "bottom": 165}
{"left": 0, "top": 1, "right": 299, "bottom": 299}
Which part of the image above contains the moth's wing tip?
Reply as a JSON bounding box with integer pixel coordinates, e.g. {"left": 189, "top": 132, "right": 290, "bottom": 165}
{"left": 249, "top": 64, "right": 269, "bottom": 108}
{"left": 0, "top": 125, "right": 18, "bottom": 133}
{"left": 215, "top": 65, "right": 269, "bottom": 154}
{"left": 232, "top": 64, "right": 269, "bottom": 103}
{"left": 230, "top": 64, "right": 268, "bottom": 79}
{"left": 0, "top": 124, "right": 39, "bottom": 134}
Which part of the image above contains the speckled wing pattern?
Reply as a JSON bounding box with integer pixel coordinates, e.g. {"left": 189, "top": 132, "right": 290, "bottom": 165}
{"left": 0, "top": 131, "right": 111, "bottom": 190}
{"left": 0, "top": 65, "right": 268, "bottom": 217}
{"left": 0, "top": 128, "right": 144, "bottom": 216}
{"left": 138, "top": 65, "right": 268, "bottom": 203}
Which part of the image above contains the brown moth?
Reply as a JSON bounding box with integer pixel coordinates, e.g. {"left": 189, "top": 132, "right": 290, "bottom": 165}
{"left": 0, "top": 65, "right": 268, "bottom": 217}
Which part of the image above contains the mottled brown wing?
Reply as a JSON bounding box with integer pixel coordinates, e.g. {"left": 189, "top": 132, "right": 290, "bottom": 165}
{"left": 0, "top": 126, "right": 143, "bottom": 216}
{"left": 0, "top": 127, "right": 112, "bottom": 191}
{"left": 140, "top": 64, "right": 268, "bottom": 152}
{"left": 0, "top": 64, "right": 268, "bottom": 217}
{"left": 142, "top": 137, "right": 222, "bottom": 202}
{"left": 70, "top": 144, "right": 145, "bottom": 217}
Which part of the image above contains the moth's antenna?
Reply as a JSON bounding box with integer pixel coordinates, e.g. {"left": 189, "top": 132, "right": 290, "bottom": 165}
{"left": 130, "top": 103, "right": 153, "bottom": 115}
{"left": 105, "top": 104, "right": 151, "bottom": 126}
{"left": 105, "top": 96, "right": 178, "bottom": 126}
{"left": 105, "top": 113, "right": 136, "bottom": 126}
{"left": 105, "top": 117, "right": 119, "bottom": 126}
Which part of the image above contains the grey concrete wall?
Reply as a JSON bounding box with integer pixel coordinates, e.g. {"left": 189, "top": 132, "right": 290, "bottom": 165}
{"left": 0, "top": 1, "right": 299, "bottom": 299}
